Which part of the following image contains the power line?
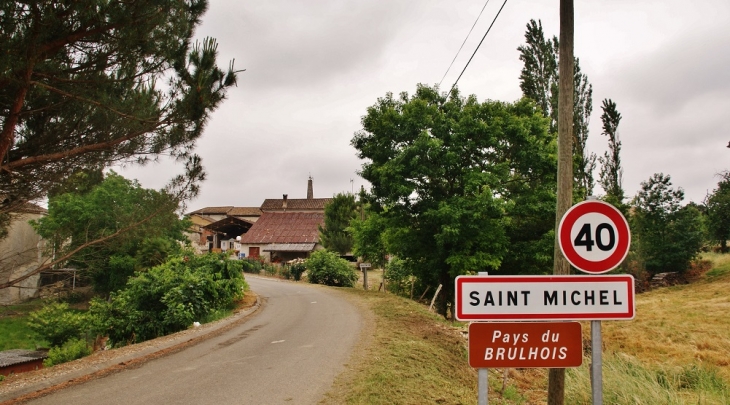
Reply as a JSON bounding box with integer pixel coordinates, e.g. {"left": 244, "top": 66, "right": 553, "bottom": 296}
{"left": 448, "top": 0, "right": 509, "bottom": 98}
{"left": 438, "top": 0, "right": 491, "bottom": 88}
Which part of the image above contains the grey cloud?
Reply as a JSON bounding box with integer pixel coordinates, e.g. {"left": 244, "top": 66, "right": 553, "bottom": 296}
{"left": 203, "top": 1, "right": 411, "bottom": 92}
{"left": 613, "top": 24, "right": 730, "bottom": 116}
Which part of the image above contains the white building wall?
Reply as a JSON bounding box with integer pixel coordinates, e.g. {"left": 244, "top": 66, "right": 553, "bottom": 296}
{"left": 0, "top": 212, "right": 47, "bottom": 304}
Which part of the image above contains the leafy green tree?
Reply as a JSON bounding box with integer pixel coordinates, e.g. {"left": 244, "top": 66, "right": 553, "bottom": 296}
{"left": 352, "top": 85, "right": 554, "bottom": 315}
{"left": 705, "top": 172, "right": 730, "bottom": 252}
{"left": 598, "top": 99, "right": 626, "bottom": 211}
{"left": 631, "top": 173, "right": 705, "bottom": 274}
{"left": 0, "top": 0, "right": 238, "bottom": 235}
{"left": 350, "top": 191, "right": 389, "bottom": 269}
{"left": 31, "top": 171, "right": 190, "bottom": 294}
{"left": 518, "top": 19, "right": 595, "bottom": 201}
{"left": 319, "top": 193, "right": 358, "bottom": 255}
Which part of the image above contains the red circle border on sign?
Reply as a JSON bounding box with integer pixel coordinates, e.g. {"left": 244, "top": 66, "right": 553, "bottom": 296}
{"left": 558, "top": 200, "right": 630, "bottom": 274}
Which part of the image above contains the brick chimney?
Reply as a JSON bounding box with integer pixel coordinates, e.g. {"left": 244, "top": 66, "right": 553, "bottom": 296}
{"left": 307, "top": 176, "right": 313, "bottom": 199}
{"left": 282, "top": 194, "right": 288, "bottom": 210}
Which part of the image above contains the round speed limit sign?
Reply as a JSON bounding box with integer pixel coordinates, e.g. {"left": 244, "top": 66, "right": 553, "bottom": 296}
{"left": 558, "top": 200, "right": 631, "bottom": 274}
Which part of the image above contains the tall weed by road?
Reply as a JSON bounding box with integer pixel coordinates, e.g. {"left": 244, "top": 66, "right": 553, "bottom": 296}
{"left": 566, "top": 353, "right": 729, "bottom": 404}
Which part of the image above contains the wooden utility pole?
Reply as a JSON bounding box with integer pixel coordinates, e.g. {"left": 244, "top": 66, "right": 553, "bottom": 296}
{"left": 548, "top": 0, "right": 574, "bottom": 404}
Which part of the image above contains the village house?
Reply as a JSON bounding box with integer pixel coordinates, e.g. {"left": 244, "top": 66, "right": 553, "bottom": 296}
{"left": 185, "top": 206, "right": 262, "bottom": 253}
{"left": 186, "top": 177, "right": 331, "bottom": 262}
{"left": 238, "top": 177, "right": 331, "bottom": 262}
{"left": 0, "top": 202, "right": 48, "bottom": 304}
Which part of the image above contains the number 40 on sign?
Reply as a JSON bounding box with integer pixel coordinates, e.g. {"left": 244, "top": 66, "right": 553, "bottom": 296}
{"left": 558, "top": 200, "right": 631, "bottom": 274}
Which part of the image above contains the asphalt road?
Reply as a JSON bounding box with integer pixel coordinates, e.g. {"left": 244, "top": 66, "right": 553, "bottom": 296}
{"left": 25, "top": 276, "right": 363, "bottom": 405}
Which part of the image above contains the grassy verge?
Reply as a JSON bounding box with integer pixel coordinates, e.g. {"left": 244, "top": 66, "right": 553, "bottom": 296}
{"left": 327, "top": 255, "right": 730, "bottom": 404}
{"left": 0, "top": 300, "right": 49, "bottom": 351}
{"left": 323, "top": 288, "right": 476, "bottom": 404}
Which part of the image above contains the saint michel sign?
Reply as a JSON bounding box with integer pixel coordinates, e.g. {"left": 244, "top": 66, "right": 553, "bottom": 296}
{"left": 455, "top": 274, "right": 635, "bottom": 321}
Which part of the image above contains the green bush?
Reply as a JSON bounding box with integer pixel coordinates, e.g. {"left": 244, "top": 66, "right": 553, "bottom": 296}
{"left": 306, "top": 250, "right": 358, "bottom": 287}
{"left": 241, "top": 258, "right": 263, "bottom": 274}
{"left": 27, "top": 302, "right": 88, "bottom": 347}
{"left": 384, "top": 257, "right": 413, "bottom": 296}
{"left": 88, "top": 253, "right": 248, "bottom": 345}
{"left": 263, "top": 263, "right": 278, "bottom": 277}
{"left": 43, "top": 338, "right": 92, "bottom": 367}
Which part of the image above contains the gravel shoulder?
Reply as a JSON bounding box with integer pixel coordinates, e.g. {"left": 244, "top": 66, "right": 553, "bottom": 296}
{"left": 0, "top": 292, "right": 261, "bottom": 404}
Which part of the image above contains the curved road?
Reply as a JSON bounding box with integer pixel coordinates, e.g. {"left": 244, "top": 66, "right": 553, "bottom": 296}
{"left": 27, "top": 276, "right": 363, "bottom": 405}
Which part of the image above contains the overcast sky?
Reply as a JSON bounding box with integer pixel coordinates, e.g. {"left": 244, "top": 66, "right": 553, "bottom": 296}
{"left": 119, "top": 0, "right": 730, "bottom": 211}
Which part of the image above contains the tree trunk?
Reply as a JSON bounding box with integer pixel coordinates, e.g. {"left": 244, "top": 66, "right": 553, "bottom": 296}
{"left": 549, "top": 0, "right": 574, "bottom": 404}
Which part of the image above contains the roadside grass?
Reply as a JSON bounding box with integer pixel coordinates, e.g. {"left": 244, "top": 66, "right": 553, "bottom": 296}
{"left": 325, "top": 288, "right": 478, "bottom": 405}
{"left": 0, "top": 300, "right": 49, "bottom": 351}
{"left": 328, "top": 255, "right": 730, "bottom": 404}
{"left": 355, "top": 268, "right": 384, "bottom": 292}
{"left": 600, "top": 255, "right": 730, "bottom": 382}
{"left": 703, "top": 251, "right": 730, "bottom": 278}
{"left": 565, "top": 353, "right": 729, "bottom": 404}
{"left": 514, "top": 254, "right": 730, "bottom": 404}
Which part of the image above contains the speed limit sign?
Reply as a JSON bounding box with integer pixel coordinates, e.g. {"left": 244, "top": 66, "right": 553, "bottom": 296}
{"left": 558, "top": 200, "right": 631, "bottom": 274}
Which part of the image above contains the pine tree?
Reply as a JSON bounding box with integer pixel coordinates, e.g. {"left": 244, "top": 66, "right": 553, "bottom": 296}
{"left": 0, "top": 0, "right": 239, "bottom": 233}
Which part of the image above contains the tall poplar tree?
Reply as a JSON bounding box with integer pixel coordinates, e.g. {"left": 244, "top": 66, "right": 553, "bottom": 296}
{"left": 518, "top": 19, "right": 595, "bottom": 201}
{"left": 598, "top": 99, "right": 625, "bottom": 209}
{"left": 0, "top": 0, "right": 239, "bottom": 234}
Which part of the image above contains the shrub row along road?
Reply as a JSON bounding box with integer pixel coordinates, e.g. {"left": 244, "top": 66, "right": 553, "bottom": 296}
{"left": 26, "top": 276, "right": 363, "bottom": 405}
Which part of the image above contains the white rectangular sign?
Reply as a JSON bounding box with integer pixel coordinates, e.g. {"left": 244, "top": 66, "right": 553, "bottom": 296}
{"left": 455, "top": 274, "right": 635, "bottom": 321}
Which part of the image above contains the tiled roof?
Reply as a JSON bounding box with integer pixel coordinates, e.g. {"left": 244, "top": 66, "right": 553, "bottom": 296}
{"left": 187, "top": 206, "right": 234, "bottom": 215}
{"left": 0, "top": 202, "right": 47, "bottom": 215}
{"left": 17, "top": 203, "right": 47, "bottom": 215}
{"left": 238, "top": 212, "right": 324, "bottom": 244}
{"left": 187, "top": 206, "right": 262, "bottom": 217}
{"left": 263, "top": 243, "right": 316, "bottom": 252}
{"left": 0, "top": 350, "right": 47, "bottom": 367}
{"left": 226, "top": 207, "right": 262, "bottom": 216}
{"left": 260, "top": 198, "right": 332, "bottom": 211}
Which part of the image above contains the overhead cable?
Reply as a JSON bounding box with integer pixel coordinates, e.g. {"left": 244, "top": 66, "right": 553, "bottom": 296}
{"left": 448, "top": 0, "right": 509, "bottom": 98}
{"left": 438, "top": 0, "right": 491, "bottom": 88}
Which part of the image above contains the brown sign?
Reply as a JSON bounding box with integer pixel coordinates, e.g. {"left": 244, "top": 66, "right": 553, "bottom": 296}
{"left": 468, "top": 322, "right": 583, "bottom": 368}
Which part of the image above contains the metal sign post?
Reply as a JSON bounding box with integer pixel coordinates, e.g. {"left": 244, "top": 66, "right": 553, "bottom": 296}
{"left": 478, "top": 368, "right": 487, "bottom": 405}
{"left": 591, "top": 320, "right": 603, "bottom": 404}
{"left": 557, "top": 199, "right": 630, "bottom": 405}
{"left": 477, "top": 271, "right": 488, "bottom": 405}
{"left": 359, "top": 262, "right": 371, "bottom": 290}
